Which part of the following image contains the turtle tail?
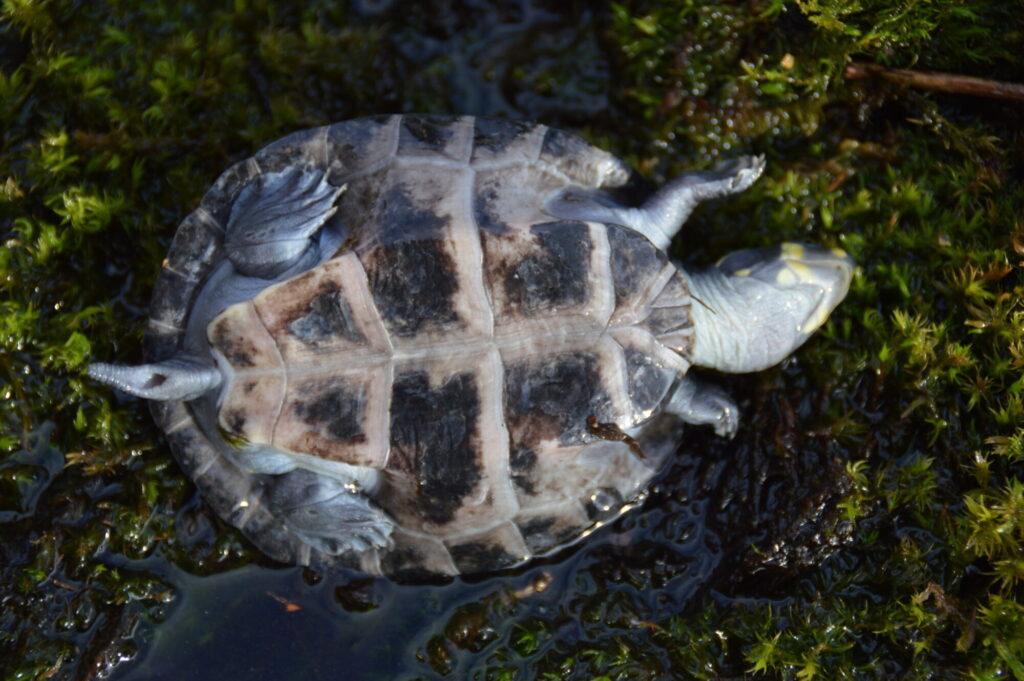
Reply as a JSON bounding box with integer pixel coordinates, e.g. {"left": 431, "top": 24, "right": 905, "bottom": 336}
{"left": 88, "top": 357, "right": 221, "bottom": 401}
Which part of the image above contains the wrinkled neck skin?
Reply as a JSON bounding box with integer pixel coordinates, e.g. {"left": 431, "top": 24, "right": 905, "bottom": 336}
{"left": 682, "top": 267, "right": 792, "bottom": 374}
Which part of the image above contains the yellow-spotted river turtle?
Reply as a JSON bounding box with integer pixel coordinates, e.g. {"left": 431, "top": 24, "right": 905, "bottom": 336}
{"left": 89, "top": 115, "right": 853, "bottom": 577}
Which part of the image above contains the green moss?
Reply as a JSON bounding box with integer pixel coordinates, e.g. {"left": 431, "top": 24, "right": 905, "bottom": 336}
{"left": 1, "top": 0, "right": 1023, "bottom": 679}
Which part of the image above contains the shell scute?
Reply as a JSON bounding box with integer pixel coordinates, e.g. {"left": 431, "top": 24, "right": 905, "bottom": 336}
{"left": 538, "top": 126, "right": 633, "bottom": 189}
{"left": 443, "top": 523, "right": 529, "bottom": 575}
{"left": 250, "top": 255, "right": 387, "bottom": 361}
{"left": 498, "top": 220, "right": 593, "bottom": 315}
{"left": 607, "top": 223, "right": 665, "bottom": 314}
{"left": 396, "top": 115, "right": 474, "bottom": 163}
{"left": 273, "top": 371, "right": 387, "bottom": 467}
{"left": 472, "top": 164, "right": 563, "bottom": 235}
{"left": 324, "top": 115, "right": 400, "bottom": 184}
{"left": 352, "top": 164, "right": 493, "bottom": 343}
{"left": 504, "top": 353, "right": 608, "bottom": 507}
{"left": 504, "top": 349, "right": 613, "bottom": 448}
{"left": 469, "top": 118, "right": 545, "bottom": 167}
{"left": 381, "top": 353, "right": 517, "bottom": 537}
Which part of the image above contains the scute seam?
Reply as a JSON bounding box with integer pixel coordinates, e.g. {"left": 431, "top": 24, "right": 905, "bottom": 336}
{"left": 248, "top": 299, "right": 292, "bottom": 451}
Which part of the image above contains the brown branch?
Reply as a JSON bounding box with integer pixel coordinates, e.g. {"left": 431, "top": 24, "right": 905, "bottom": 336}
{"left": 844, "top": 61, "right": 1024, "bottom": 102}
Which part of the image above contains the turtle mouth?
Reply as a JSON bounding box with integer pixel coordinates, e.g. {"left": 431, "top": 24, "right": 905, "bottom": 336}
{"left": 778, "top": 245, "right": 855, "bottom": 335}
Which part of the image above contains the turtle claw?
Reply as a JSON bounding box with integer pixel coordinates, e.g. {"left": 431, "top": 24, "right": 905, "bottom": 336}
{"left": 664, "top": 375, "right": 740, "bottom": 439}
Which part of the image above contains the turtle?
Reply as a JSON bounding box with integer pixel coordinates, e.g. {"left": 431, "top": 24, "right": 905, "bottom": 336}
{"left": 88, "top": 115, "right": 853, "bottom": 578}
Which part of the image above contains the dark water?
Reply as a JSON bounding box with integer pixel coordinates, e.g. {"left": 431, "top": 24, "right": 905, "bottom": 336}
{"left": 99, "top": 415, "right": 845, "bottom": 680}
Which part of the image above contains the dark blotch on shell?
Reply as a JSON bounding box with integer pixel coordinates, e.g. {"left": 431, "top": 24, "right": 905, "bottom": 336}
{"left": 364, "top": 239, "right": 461, "bottom": 337}
{"left": 210, "top": 316, "right": 256, "bottom": 368}
{"left": 607, "top": 223, "right": 664, "bottom": 307}
{"left": 447, "top": 539, "right": 522, "bottom": 575}
{"left": 504, "top": 351, "right": 611, "bottom": 448}
{"left": 374, "top": 181, "right": 449, "bottom": 244}
{"left": 509, "top": 445, "right": 538, "bottom": 495}
{"left": 470, "top": 117, "right": 533, "bottom": 159}
{"left": 226, "top": 410, "right": 247, "bottom": 435}
{"left": 623, "top": 347, "right": 675, "bottom": 414}
{"left": 361, "top": 184, "right": 461, "bottom": 336}
{"left": 398, "top": 117, "right": 455, "bottom": 154}
{"left": 293, "top": 381, "right": 367, "bottom": 443}
{"left": 287, "top": 284, "right": 366, "bottom": 346}
{"left": 387, "top": 371, "right": 483, "bottom": 525}
{"left": 473, "top": 182, "right": 510, "bottom": 234}
{"left": 505, "top": 221, "right": 591, "bottom": 313}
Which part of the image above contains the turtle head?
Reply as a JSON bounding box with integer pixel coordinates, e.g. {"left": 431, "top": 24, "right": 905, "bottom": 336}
{"left": 684, "top": 243, "right": 854, "bottom": 373}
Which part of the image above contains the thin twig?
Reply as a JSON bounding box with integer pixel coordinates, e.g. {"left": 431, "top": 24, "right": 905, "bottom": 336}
{"left": 844, "top": 61, "right": 1024, "bottom": 102}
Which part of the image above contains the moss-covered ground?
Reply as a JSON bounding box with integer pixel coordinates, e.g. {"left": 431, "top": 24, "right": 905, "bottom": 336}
{"left": 1, "top": 1, "right": 1022, "bottom": 679}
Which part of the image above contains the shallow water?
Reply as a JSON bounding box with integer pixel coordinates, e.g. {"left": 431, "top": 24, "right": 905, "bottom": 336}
{"left": 98, "top": 412, "right": 845, "bottom": 680}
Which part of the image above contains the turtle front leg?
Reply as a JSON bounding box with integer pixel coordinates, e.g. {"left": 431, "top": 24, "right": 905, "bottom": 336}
{"left": 545, "top": 156, "right": 765, "bottom": 249}
{"left": 626, "top": 155, "right": 766, "bottom": 249}
{"left": 664, "top": 375, "right": 739, "bottom": 438}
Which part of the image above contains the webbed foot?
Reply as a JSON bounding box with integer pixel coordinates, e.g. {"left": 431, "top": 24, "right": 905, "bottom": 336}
{"left": 266, "top": 468, "right": 393, "bottom": 556}
{"left": 664, "top": 375, "right": 739, "bottom": 438}
{"left": 226, "top": 166, "right": 346, "bottom": 279}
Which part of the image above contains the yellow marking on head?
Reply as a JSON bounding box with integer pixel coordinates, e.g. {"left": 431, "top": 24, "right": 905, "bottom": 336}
{"left": 775, "top": 267, "right": 797, "bottom": 286}
{"left": 831, "top": 247, "right": 848, "bottom": 259}
{"left": 787, "top": 261, "right": 816, "bottom": 284}
{"left": 781, "top": 243, "right": 805, "bottom": 260}
{"left": 733, "top": 268, "right": 751, "bottom": 277}
{"left": 799, "top": 304, "right": 831, "bottom": 335}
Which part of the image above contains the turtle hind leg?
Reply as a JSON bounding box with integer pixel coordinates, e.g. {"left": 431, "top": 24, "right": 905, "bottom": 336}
{"left": 544, "top": 156, "right": 765, "bottom": 249}
{"left": 264, "top": 467, "right": 393, "bottom": 557}
{"left": 664, "top": 375, "right": 740, "bottom": 439}
{"left": 225, "top": 166, "right": 347, "bottom": 279}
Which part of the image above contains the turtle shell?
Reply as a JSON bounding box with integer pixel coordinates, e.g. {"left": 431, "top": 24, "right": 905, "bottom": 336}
{"left": 145, "top": 115, "right": 694, "bottom": 576}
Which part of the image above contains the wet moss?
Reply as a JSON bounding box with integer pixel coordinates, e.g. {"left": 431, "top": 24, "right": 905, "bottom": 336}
{"left": 1, "top": 0, "right": 1022, "bottom": 679}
